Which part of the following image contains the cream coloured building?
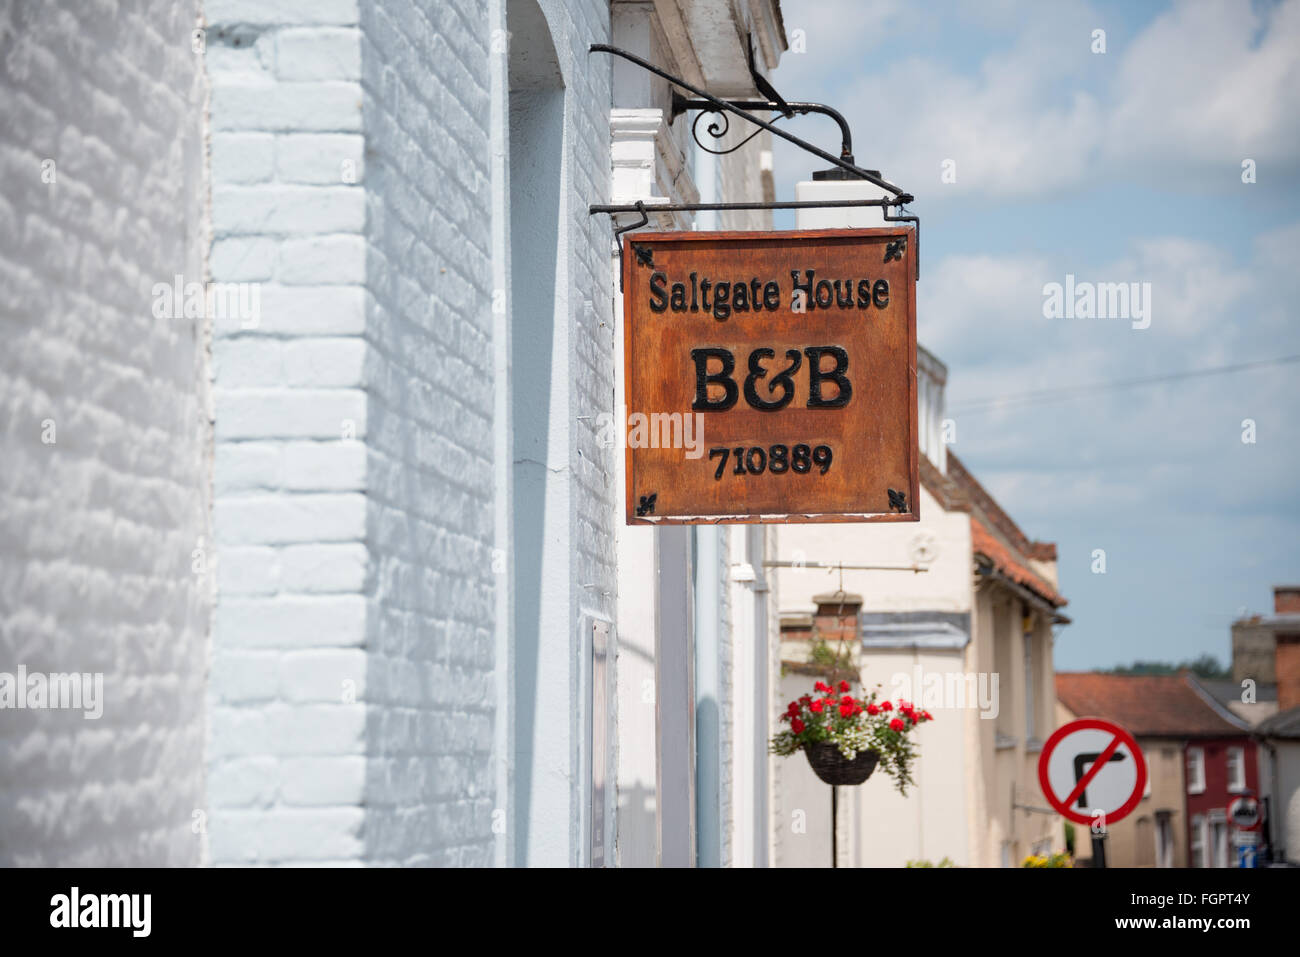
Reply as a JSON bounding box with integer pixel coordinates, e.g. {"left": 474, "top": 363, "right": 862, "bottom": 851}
{"left": 772, "top": 342, "right": 1070, "bottom": 868}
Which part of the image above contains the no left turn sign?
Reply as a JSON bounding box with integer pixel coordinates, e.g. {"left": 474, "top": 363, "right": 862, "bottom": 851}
{"left": 1037, "top": 718, "right": 1147, "bottom": 826}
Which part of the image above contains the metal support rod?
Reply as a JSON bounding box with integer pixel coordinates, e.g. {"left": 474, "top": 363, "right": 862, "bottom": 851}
{"left": 591, "top": 198, "right": 902, "bottom": 215}
{"left": 590, "top": 44, "right": 912, "bottom": 201}
{"left": 831, "top": 784, "right": 839, "bottom": 868}
{"left": 763, "top": 560, "right": 929, "bottom": 573}
{"left": 884, "top": 205, "right": 921, "bottom": 280}
{"left": 1012, "top": 802, "right": 1061, "bottom": 815}
{"left": 1091, "top": 832, "right": 1108, "bottom": 868}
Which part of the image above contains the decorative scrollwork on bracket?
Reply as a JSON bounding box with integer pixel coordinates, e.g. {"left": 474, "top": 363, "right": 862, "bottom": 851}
{"left": 691, "top": 109, "right": 767, "bottom": 156}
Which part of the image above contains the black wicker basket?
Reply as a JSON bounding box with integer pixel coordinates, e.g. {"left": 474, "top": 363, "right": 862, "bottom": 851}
{"left": 804, "top": 742, "right": 879, "bottom": 786}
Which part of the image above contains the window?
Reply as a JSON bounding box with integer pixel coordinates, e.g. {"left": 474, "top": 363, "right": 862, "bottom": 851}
{"left": 1190, "top": 814, "right": 1207, "bottom": 868}
{"left": 1187, "top": 747, "right": 1205, "bottom": 794}
{"left": 1210, "top": 812, "right": 1229, "bottom": 868}
{"left": 1023, "top": 617, "right": 1035, "bottom": 741}
{"left": 1135, "top": 818, "right": 1154, "bottom": 866}
{"left": 1227, "top": 746, "right": 1246, "bottom": 793}
{"left": 1156, "top": 812, "right": 1174, "bottom": 868}
{"left": 993, "top": 600, "right": 1014, "bottom": 739}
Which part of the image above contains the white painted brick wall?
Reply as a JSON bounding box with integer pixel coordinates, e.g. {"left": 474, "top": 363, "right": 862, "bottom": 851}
{"left": 0, "top": 0, "right": 210, "bottom": 865}
{"left": 3, "top": 0, "right": 621, "bottom": 867}
{"left": 205, "top": 0, "right": 545, "bottom": 866}
{"left": 357, "top": 0, "right": 501, "bottom": 867}
{"left": 205, "top": 0, "right": 372, "bottom": 865}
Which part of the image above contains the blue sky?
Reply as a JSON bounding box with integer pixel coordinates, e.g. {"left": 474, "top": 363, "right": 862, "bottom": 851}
{"left": 769, "top": 0, "right": 1300, "bottom": 670}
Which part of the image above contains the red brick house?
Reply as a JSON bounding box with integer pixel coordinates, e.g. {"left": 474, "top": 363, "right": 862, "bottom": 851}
{"left": 1056, "top": 672, "right": 1257, "bottom": 867}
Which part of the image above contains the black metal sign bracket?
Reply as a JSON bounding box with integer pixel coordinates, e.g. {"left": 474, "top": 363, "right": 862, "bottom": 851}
{"left": 586, "top": 44, "right": 920, "bottom": 279}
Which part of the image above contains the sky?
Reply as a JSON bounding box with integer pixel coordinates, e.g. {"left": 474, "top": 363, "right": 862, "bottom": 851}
{"left": 768, "top": 0, "right": 1300, "bottom": 670}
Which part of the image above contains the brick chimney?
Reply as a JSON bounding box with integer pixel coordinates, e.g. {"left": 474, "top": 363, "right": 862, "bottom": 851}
{"left": 1277, "top": 634, "right": 1300, "bottom": 712}
{"left": 1274, "top": 586, "right": 1300, "bottom": 615}
{"left": 812, "top": 592, "right": 862, "bottom": 647}
{"left": 1275, "top": 587, "right": 1300, "bottom": 711}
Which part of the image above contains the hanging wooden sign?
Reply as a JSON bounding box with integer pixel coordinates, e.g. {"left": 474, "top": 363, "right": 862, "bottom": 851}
{"left": 621, "top": 227, "right": 918, "bottom": 525}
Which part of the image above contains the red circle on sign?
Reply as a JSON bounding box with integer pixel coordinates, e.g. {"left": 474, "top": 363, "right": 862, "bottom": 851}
{"left": 1228, "top": 796, "right": 1261, "bottom": 830}
{"left": 1037, "top": 718, "right": 1148, "bottom": 826}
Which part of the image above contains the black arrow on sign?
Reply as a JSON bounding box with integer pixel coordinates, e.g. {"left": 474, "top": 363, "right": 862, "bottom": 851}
{"left": 1072, "top": 751, "right": 1127, "bottom": 808}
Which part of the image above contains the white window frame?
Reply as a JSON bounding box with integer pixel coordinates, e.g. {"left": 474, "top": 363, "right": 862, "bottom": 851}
{"left": 1156, "top": 812, "right": 1174, "bottom": 868}
{"left": 1226, "top": 746, "right": 1246, "bottom": 793}
{"left": 1210, "top": 811, "right": 1229, "bottom": 868}
{"left": 1190, "top": 814, "right": 1207, "bottom": 868}
{"left": 1023, "top": 626, "right": 1035, "bottom": 741}
{"left": 1187, "top": 746, "right": 1206, "bottom": 795}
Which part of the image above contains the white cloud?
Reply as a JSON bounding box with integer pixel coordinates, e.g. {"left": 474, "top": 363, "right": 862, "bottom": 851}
{"left": 774, "top": 0, "right": 1300, "bottom": 196}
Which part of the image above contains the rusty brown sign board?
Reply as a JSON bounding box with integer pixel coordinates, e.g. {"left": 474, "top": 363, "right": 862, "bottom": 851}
{"left": 622, "top": 227, "right": 918, "bottom": 525}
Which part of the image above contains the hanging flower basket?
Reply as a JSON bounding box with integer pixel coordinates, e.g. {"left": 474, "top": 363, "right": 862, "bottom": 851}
{"left": 770, "top": 679, "right": 934, "bottom": 793}
{"left": 805, "top": 741, "right": 879, "bottom": 786}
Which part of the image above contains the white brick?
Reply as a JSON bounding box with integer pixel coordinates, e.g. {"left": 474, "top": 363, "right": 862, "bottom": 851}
{"left": 279, "top": 648, "right": 367, "bottom": 702}
{"left": 283, "top": 337, "right": 365, "bottom": 386}
{"left": 212, "top": 185, "right": 365, "bottom": 235}
{"left": 216, "top": 546, "right": 281, "bottom": 595}
{"left": 207, "top": 0, "right": 360, "bottom": 25}
{"left": 280, "top": 542, "right": 367, "bottom": 592}
{"left": 207, "top": 807, "right": 364, "bottom": 863}
{"left": 215, "top": 285, "right": 366, "bottom": 337}
{"left": 276, "top": 235, "right": 365, "bottom": 284}
{"left": 209, "top": 703, "right": 366, "bottom": 758}
{"left": 211, "top": 133, "right": 276, "bottom": 185}
{"left": 214, "top": 442, "right": 281, "bottom": 493}
{"left": 204, "top": 39, "right": 275, "bottom": 83}
{"left": 280, "top": 440, "right": 365, "bottom": 490}
{"left": 214, "top": 388, "right": 365, "bottom": 440}
{"left": 211, "top": 236, "right": 278, "bottom": 280}
{"left": 210, "top": 650, "right": 280, "bottom": 702}
{"left": 279, "top": 755, "right": 366, "bottom": 805}
{"left": 275, "top": 133, "right": 364, "bottom": 184}
{"left": 216, "top": 596, "right": 367, "bottom": 649}
{"left": 213, "top": 339, "right": 284, "bottom": 387}
{"left": 207, "top": 757, "right": 279, "bottom": 808}
{"left": 277, "top": 29, "right": 362, "bottom": 81}
{"left": 211, "top": 83, "right": 362, "bottom": 132}
{"left": 214, "top": 493, "right": 366, "bottom": 545}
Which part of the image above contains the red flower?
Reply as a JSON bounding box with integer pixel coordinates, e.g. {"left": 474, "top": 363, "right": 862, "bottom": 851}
{"left": 899, "top": 700, "right": 913, "bottom": 712}
{"left": 787, "top": 702, "right": 800, "bottom": 717}
{"left": 853, "top": 704, "right": 863, "bottom": 715}
{"left": 922, "top": 710, "right": 933, "bottom": 721}
{"left": 838, "top": 680, "right": 850, "bottom": 693}
{"left": 814, "top": 681, "right": 830, "bottom": 693}
{"left": 889, "top": 718, "right": 905, "bottom": 732}
{"left": 841, "top": 694, "right": 854, "bottom": 705}
{"left": 839, "top": 703, "right": 854, "bottom": 717}
{"left": 866, "top": 704, "right": 879, "bottom": 715}
{"left": 880, "top": 701, "right": 893, "bottom": 711}
{"left": 810, "top": 700, "right": 824, "bottom": 713}
{"left": 791, "top": 718, "right": 805, "bottom": 733}
{"left": 800, "top": 696, "right": 812, "bottom": 706}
